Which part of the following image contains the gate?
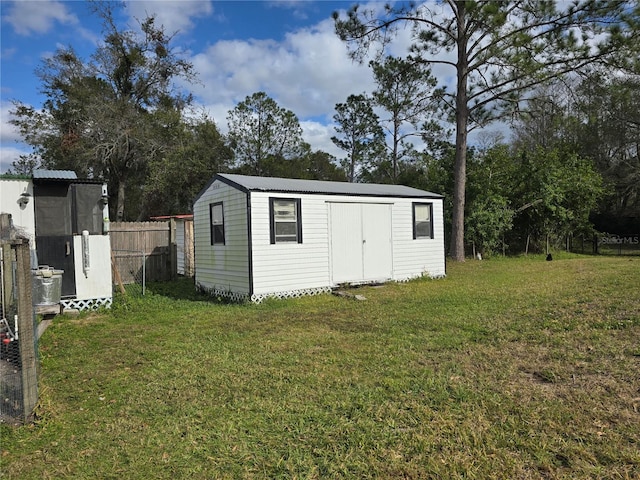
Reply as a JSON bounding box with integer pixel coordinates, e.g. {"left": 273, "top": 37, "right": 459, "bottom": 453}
{"left": 109, "top": 222, "right": 173, "bottom": 288}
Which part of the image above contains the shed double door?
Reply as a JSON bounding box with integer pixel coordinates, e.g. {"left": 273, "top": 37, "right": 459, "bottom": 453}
{"left": 329, "top": 203, "right": 392, "bottom": 284}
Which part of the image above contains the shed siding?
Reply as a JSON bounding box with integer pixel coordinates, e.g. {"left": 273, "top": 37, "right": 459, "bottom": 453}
{"left": 73, "top": 234, "right": 112, "bottom": 300}
{"left": 250, "top": 192, "right": 331, "bottom": 295}
{"left": 194, "top": 180, "right": 250, "bottom": 294}
{"left": 0, "top": 179, "right": 36, "bottom": 250}
{"left": 392, "top": 199, "right": 446, "bottom": 279}
{"left": 249, "top": 193, "right": 445, "bottom": 295}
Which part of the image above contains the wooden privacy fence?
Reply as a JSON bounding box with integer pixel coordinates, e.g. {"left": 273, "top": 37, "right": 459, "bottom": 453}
{"left": 110, "top": 221, "right": 175, "bottom": 285}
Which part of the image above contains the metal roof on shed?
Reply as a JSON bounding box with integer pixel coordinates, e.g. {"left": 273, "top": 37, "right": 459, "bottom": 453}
{"left": 213, "top": 173, "right": 443, "bottom": 199}
{"left": 32, "top": 169, "right": 103, "bottom": 184}
{"left": 33, "top": 169, "right": 78, "bottom": 180}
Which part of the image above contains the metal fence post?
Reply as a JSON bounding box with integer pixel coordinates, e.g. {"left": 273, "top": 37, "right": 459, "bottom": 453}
{"left": 142, "top": 250, "right": 146, "bottom": 296}
{"left": 169, "top": 218, "right": 177, "bottom": 281}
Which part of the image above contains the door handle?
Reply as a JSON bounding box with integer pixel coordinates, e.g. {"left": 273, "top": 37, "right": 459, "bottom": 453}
{"left": 65, "top": 241, "right": 70, "bottom": 256}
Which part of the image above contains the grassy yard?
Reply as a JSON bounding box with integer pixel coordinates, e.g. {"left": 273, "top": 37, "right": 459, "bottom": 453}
{"left": 1, "top": 254, "right": 639, "bottom": 479}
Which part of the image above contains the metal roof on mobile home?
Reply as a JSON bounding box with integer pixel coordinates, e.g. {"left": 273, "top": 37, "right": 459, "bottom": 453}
{"left": 199, "top": 173, "right": 443, "bottom": 200}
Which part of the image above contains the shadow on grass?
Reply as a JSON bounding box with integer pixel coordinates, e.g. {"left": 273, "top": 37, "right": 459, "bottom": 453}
{"left": 137, "top": 277, "right": 237, "bottom": 304}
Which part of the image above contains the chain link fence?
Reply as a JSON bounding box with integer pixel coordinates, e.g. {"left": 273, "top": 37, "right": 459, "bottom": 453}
{"left": 0, "top": 313, "right": 22, "bottom": 424}
{"left": 1, "top": 237, "right": 38, "bottom": 425}
{"left": 111, "top": 250, "right": 146, "bottom": 296}
{"left": 570, "top": 233, "right": 640, "bottom": 256}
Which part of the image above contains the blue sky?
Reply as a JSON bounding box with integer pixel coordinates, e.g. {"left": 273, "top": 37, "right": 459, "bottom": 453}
{"left": 1, "top": 0, "right": 391, "bottom": 173}
{"left": 2, "top": 1, "right": 465, "bottom": 175}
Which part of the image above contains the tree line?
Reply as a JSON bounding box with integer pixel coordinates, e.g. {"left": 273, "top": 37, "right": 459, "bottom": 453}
{"left": 8, "top": 1, "right": 639, "bottom": 259}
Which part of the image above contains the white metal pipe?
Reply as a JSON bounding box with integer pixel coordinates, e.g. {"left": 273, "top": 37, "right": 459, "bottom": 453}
{"left": 82, "top": 230, "right": 90, "bottom": 277}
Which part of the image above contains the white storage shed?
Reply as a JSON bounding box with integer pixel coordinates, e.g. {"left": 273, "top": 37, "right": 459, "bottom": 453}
{"left": 193, "top": 173, "right": 445, "bottom": 303}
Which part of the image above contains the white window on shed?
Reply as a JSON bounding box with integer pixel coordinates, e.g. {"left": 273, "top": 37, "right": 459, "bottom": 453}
{"left": 270, "top": 198, "right": 302, "bottom": 244}
{"left": 210, "top": 202, "right": 225, "bottom": 245}
{"left": 413, "top": 203, "right": 433, "bottom": 239}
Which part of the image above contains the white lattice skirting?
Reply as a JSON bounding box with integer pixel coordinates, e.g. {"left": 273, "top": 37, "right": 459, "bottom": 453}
{"left": 396, "top": 271, "right": 446, "bottom": 283}
{"left": 195, "top": 284, "right": 250, "bottom": 303}
{"left": 197, "top": 283, "right": 332, "bottom": 304}
{"left": 61, "top": 297, "right": 112, "bottom": 311}
{"left": 250, "top": 287, "right": 332, "bottom": 304}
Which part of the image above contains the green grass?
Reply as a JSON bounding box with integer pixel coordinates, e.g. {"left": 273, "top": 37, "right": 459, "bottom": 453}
{"left": 2, "top": 254, "right": 639, "bottom": 479}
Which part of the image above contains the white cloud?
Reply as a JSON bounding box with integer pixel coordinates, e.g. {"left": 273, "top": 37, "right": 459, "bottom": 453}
{"left": 0, "top": 101, "right": 30, "bottom": 173}
{"left": 124, "top": 0, "right": 214, "bottom": 36}
{"left": 263, "top": 0, "right": 317, "bottom": 21}
{"left": 183, "top": 3, "right": 449, "bottom": 158}
{"left": 0, "top": 146, "right": 28, "bottom": 174}
{"left": 0, "top": 101, "right": 22, "bottom": 144}
{"left": 191, "top": 102, "right": 235, "bottom": 134}
{"left": 300, "top": 120, "right": 342, "bottom": 158}
{"left": 183, "top": 14, "right": 381, "bottom": 158}
{"left": 1, "top": 47, "right": 17, "bottom": 61}
{"left": 4, "top": 0, "right": 78, "bottom": 36}
{"left": 277, "top": 19, "right": 377, "bottom": 114}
